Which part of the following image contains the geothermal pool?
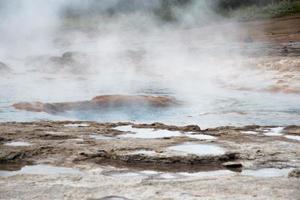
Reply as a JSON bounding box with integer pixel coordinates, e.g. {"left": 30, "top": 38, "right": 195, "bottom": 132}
{"left": 1, "top": 71, "right": 299, "bottom": 128}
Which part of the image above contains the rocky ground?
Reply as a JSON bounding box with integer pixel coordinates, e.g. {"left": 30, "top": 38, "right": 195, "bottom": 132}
{"left": 0, "top": 121, "right": 299, "bottom": 199}
{"left": 1, "top": 9, "right": 300, "bottom": 200}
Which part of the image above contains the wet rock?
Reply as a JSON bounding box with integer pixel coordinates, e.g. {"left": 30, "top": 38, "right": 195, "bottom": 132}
{"left": 284, "top": 126, "right": 300, "bottom": 135}
{"left": 49, "top": 51, "right": 90, "bottom": 73}
{"left": 13, "top": 102, "right": 44, "bottom": 113}
{"left": 0, "top": 61, "right": 11, "bottom": 74}
{"left": 133, "top": 123, "right": 200, "bottom": 132}
{"left": 288, "top": 168, "right": 300, "bottom": 178}
{"left": 222, "top": 161, "right": 243, "bottom": 171}
{"left": 94, "top": 196, "right": 131, "bottom": 200}
{"left": 180, "top": 125, "right": 201, "bottom": 132}
{"left": 12, "top": 95, "right": 179, "bottom": 114}
{"left": 27, "top": 51, "right": 92, "bottom": 74}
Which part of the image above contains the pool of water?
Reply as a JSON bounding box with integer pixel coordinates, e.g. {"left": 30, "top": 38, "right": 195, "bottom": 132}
{"left": 1, "top": 82, "right": 299, "bottom": 128}
{"left": 102, "top": 167, "right": 293, "bottom": 180}
{"left": 1, "top": 46, "right": 300, "bottom": 128}
{"left": 0, "top": 164, "right": 82, "bottom": 177}
{"left": 167, "top": 143, "right": 225, "bottom": 156}
{"left": 4, "top": 141, "right": 32, "bottom": 147}
{"left": 284, "top": 135, "right": 300, "bottom": 141}
{"left": 116, "top": 126, "right": 182, "bottom": 139}
{"left": 89, "top": 135, "right": 115, "bottom": 140}
{"left": 114, "top": 125, "right": 216, "bottom": 140}
{"left": 241, "top": 168, "right": 293, "bottom": 178}
{"left": 263, "top": 127, "right": 284, "bottom": 136}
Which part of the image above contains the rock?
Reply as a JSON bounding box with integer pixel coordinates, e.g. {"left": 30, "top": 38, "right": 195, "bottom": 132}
{"left": 289, "top": 168, "right": 300, "bottom": 178}
{"left": 49, "top": 51, "right": 89, "bottom": 73}
{"left": 97, "top": 196, "right": 131, "bottom": 200}
{"left": 180, "top": 125, "right": 201, "bottom": 132}
{"left": 0, "top": 61, "right": 11, "bottom": 73}
{"left": 13, "top": 102, "right": 45, "bottom": 112}
{"left": 133, "top": 123, "right": 200, "bottom": 132}
{"left": 12, "top": 95, "right": 179, "bottom": 114}
{"left": 222, "top": 161, "right": 243, "bottom": 171}
{"left": 27, "top": 51, "right": 91, "bottom": 74}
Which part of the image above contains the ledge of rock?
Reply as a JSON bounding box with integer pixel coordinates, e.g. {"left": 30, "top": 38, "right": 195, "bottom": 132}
{"left": 12, "top": 95, "right": 179, "bottom": 114}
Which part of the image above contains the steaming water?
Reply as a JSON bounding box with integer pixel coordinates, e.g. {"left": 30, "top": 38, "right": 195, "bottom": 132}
{"left": 0, "top": 1, "right": 300, "bottom": 128}
{"left": 1, "top": 80, "right": 299, "bottom": 128}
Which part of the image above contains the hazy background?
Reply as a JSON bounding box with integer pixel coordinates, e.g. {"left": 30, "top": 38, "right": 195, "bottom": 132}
{"left": 0, "top": 0, "right": 299, "bottom": 127}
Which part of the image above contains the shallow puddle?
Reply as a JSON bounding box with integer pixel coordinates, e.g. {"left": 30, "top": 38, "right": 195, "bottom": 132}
{"left": 115, "top": 125, "right": 217, "bottom": 140}
{"left": 98, "top": 196, "right": 131, "bottom": 200}
{"left": 0, "top": 164, "right": 82, "bottom": 177}
{"left": 64, "top": 123, "right": 89, "bottom": 127}
{"left": 284, "top": 135, "right": 300, "bottom": 141}
{"left": 241, "top": 168, "right": 293, "bottom": 177}
{"left": 127, "top": 150, "right": 157, "bottom": 156}
{"left": 4, "top": 141, "right": 32, "bottom": 147}
{"left": 116, "top": 126, "right": 182, "bottom": 139}
{"left": 69, "top": 138, "right": 84, "bottom": 142}
{"left": 105, "top": 167, "right": 294, "bottom": 180}
{"left": 103, "top": 168, "right": 234, "bottom": 180}
{"left": 185, "top": 134, "right": 216, "bottom": 140}
{"left": 241, "top": 131, "right": 258, "bottom": 135}
{"left": 263, "top": 127, "right": 284, "bottom": 136}
{"left": 89, "top": 135, "right": 115, "bottom": 140}
{"left": 167, "top": 143, "right": 225, "bottom": 156}
{"left": 179, "top": 170, "right": 235, "bottom": 178}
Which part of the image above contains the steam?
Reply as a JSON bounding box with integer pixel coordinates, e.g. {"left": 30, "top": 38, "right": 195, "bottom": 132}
{"left": 0, "top": 0, "right": 299, "bottom": 126}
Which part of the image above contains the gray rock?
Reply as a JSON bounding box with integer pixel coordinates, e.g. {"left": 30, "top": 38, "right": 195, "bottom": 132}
{"left": 288, "top": 168, "right": 300, "bottom": 178}
{"left": 0, "top": 61, "right": 11, "bottom": 73}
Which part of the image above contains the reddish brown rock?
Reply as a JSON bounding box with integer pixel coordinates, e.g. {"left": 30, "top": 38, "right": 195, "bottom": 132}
{"left": 12, "top": 95, "right": 179, "bottom": 114}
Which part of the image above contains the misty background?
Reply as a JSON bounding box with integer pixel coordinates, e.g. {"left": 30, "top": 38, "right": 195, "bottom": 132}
{"left": 0, "top": 0, "right": 299, "bottom": 127}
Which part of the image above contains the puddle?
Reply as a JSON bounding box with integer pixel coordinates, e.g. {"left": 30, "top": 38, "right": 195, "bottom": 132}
{"left": 241, "top": 168, "right": 293, "bottom": 177}
{"left": 113, "top": 125, "right": 137, "bottom": 132}
{"left": 64, "top": 123, "right": 89, "bottom": 127}
{"left": 89, "top": 135, "right": 115, "bottom": 140}
{"left": 69, "top": 138, "right": 84, "bottom": 142}
{"left": 284, "top": 135, "right": 300, "bottom": 141}
{"left": 157, "top": 173, "right": 179, "bottom": 179}
{"left": 241, "top": 131, "right": 258, "bottom": 135}
{"left": 103, "top": 170, "right": 155, "bottom": 178}
{"left": 116, "top": 126, "right": 182, "bottom": 139}
{"left": 167, "top": 143, "right": 225, "bottom": 156}
{"left": 105, "top": 167, "right": 294, "bottom": 180}
{"left": 0, "top": 164, "right": 82, "bottom": 177}
{"left": 4, "top": 141, "right": 32, "bottom": 147}
{"left": 109, "top": 171, "right": 142, "bottom": 177}
{"left": 263, "top": 127, "right": 284, "bottom": 136}
{"left": 127, "top": 150, "right": 157, "bottom": 156}
{"left": 103, "top": 168, "right": 234, "bottom": 181}
{"left": 185, "top": 134, "right": 216, "bottom": 140}
{"left": 98, "top": 196, "right": 131, "bottom": 200}
{"left": 179, "top": 170, "right": 235, "bottom": 178}
{"left": 115, "top": 125, "right": 216, "bottom": 140}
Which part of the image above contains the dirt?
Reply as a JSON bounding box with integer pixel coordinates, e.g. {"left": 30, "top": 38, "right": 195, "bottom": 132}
{"left": 241, "top": 14, "right": 300, "bottom": 44}
{"left": 0, "top": 121, "right": 299, "bottom": 199}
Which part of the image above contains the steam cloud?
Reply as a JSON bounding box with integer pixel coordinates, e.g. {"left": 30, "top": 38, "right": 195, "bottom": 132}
{"left": 1, "top": 0, "right": 299, "bottom": 126}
